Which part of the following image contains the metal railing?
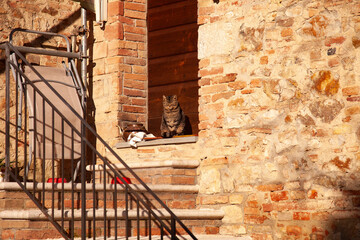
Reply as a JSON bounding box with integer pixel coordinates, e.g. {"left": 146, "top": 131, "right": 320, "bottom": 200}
{"left": 1, "top": 41, "right": 197, "bottom": 240}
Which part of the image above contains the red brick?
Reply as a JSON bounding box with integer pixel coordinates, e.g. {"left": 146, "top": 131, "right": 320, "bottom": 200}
{"left": 124, "top": 73, "right": 147, "bottom": 81}
{"left": 293, "top": 212, "right": 310, "bottom": 220}
{"left": 199, "top": 78, "right": 211, "bottom": 86}
{"left": 104, "top": 22, "right": 124, "bottom": 40}
{"left": 250, "top": 79, "right": 263, "bottom": 88}
{"left": 117, "top": 112, "right": 138, "bottom": 121}
{"left": 308, "top": 189, "right": 318, "bottom": 199}
{"left": 286, "top": 225, "right": 302, "bottom": 236}
{"left": 281, "top": 28, "right": 293, "bottom": 37}
{"left": 200, "top": 195, "right": 229, "bottom": 205}
{"left": 244, "top": 215, "right": 268, "bottom": 224}
{"left": 106, "top": 56, "right": 124, "bottom": 64}
{"left": 257, "top": 184, "right": 284, "bottom": 192}
{"left": 347, "top": 96, "right": 360, "bottom": 102}
{"left": 124, "top": 25, "right": 146, "bottom": 35}
{"left": 270, "top": 191, "right": 289, "bottom": 201}
{"left": 262, "top": 203, "right": 273, "bottom": 212}
{"left": 168, "top": 200, "right": 195, "bottom": 209}
{"left": 260, "top": 56, "right": 268, "bottom": 64}
{"left": 199, "top": 58, "right": 210, "bottom": 69}
{"left": 241, "top": 89, "right": 255, "bottom": 94}
{"left": 208, "top": 102, "right": 225, "bottom": 111}
{"left": 1, "top": 230, "right": 14, "bottom": 239}
{"left": 136, "top": 19, "right": 146, "bottom": 27}
{"left": 246, "top": 200, "right": 259, "bottom": 208}
{"left": 124, "top": 2, "right": 146, "bottom": 12}
{"left": 118, "top": 16, "right": 135, "bottom": 26}
{"left": 125, "top": 57, "right": 146, "bottom": 66}
{"left": 136, "top": 149, "right": 155, "bottom": 153}
{"left": 342, "top": 86, "right": 360, "bottom": 96}
{"left": 199, "top": 67, "right": 224, "bottom": 77}
{"left": 125, "top": 33, "right": 146, "bottom": 42}
{"left": 108, "top": 1, "right": 124, "bottom": 17}
{"left": 229, "top": 81, "right": 247, "bottom": 90}
{"left": 312, "top": 212, "right": 331, "bottom": 220}
{"left": 244, "top": 207, "right": 260, "bottom": 215}
{"left": 290, "top": 190, "right": 306, "bottom": 200}
{"left": 328, "top": 57, "right": 340, "bottom": 67}
{"left": 325, "top": 36, "right": 346, "bottom": 47}
{"left": 213, "top": 73, "right": 237, "bottom": 84}
{"left": 123, "top": 105, "right": 146, "bottom": 113}
{"left": 345, "top": 106, "right": 360, "bottom": 116}
{"left": 16, "top": 229, "right": 62, "bottom": 239}
{"left": 210, "top": 16, "right": 223, "bottom": 23}
{"left": 172, "top": 176, "right": 195, "bottom": 185}
{"left": 131, "top": 98, "right": 146, "bottom": 106}
{"left": 132, "top": 65, "right": 146, "bottom": 74}
{"left": 198, "top": 6, "right": 215, "bottom": 16}
{"left": 124, "top": 9, "right": 146, "bottom": 19}
{"left": 137, "top": 42, "right": 146, "bottom": 50}
{"left": 205, "top": 226, "right": 219, "bottom": 235}
{"left": 198, "top": 15, "right": 210, "bottom": 25}
{"left": 124, "top": 79, "right": 145, "bottom": 90}
{"left": 116, "top": 48, "right": 138, "bottom": 57}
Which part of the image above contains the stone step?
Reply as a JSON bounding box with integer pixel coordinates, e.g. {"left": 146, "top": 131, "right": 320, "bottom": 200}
{"left": 47, "top": 234, "right": 248, "bottom": 240}
{"left": 0, "top": 182, "right": 199, "bottom": 193}
{"left": 86, "top": 160, "right": 200, "bottom": 171}
{"left": 88, "top": 160, "right": 199, "bottom": 186}
{"left": 0, "top": 182, "right": 199, "bottom": 211}
{"left": 0, "top": 208, "right": 224, "bottom": 220}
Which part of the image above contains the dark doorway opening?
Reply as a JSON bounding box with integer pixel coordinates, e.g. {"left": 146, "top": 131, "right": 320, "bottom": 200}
{"left": 148, "top": 0, "right": 199, "bottom": 137}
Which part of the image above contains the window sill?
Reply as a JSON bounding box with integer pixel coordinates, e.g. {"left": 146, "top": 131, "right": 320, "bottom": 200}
{"left": 114, "top": 136, "right": 198, "bottom": 149}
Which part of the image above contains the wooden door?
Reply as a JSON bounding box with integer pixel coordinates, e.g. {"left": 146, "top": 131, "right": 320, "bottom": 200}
{"left": 148, "top": 0, "right": 199, "bottom": 137}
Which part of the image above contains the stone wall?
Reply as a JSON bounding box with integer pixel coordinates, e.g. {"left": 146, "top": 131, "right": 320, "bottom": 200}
{"left": 1, "top": 0, "right": 360, "bottom": 239}
{"left": 196, "top": 0, "right": 360, "bottom": 238}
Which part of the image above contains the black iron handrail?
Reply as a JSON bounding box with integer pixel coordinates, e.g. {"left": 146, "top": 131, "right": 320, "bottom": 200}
{"left": 2, "top": 41, "right": 197, "bottom": 240}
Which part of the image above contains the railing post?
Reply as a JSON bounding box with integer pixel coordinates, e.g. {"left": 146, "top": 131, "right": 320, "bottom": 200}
{"left": 5, "top": 44, "right": 10, "bottom": 182}
{"left": 80, "top": 6, "right": 88, "bottom": 240}
{"left": 171, "top": 216, "right": 176, "bottom": 240}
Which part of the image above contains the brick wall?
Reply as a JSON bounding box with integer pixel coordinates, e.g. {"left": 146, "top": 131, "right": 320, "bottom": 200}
{"left": 196, "top": 0, "right": 360, "bottom": 238}
{"left": 92, "top": 0, "right": 147, "bottom": 147}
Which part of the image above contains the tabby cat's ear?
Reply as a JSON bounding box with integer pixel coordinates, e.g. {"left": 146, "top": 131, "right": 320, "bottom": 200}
{"left": 163, "top": 95, "right": 166, "bottom": 101}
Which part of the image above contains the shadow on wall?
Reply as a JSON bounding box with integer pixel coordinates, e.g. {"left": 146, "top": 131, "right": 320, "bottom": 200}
{"left": 0, "top": 8, "right": 81, "bottom": 74}
{"left": 331, "top": 218, "right": 360, "bottom": 239}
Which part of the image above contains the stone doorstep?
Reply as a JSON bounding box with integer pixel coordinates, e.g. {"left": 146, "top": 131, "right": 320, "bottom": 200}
{"left": 114, "top": 136, "right": 198, "bottom": 149}
{"left": 0, "top": 182, "right": 199, "bottom": 193}
{"left": 86, "top": 159, "right": 200, "bottom": 172}
{"left": 47, "top": 235, "right": 246, "bottom": 240}
{"left": 0, "top": 208, "right": 224, "bottom": 220}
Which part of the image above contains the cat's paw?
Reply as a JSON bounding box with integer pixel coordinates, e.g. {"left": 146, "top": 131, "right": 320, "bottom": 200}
{"left": 161, "top": 131, "right": 171, "bottom": 138}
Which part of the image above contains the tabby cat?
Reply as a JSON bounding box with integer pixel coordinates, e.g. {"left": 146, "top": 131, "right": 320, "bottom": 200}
{"left": 160, "top": 95, "right": 186, "bottom": 138}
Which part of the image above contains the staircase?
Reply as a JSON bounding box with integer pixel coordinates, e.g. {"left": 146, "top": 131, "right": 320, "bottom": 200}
{"left": 0, "top": 33, "right": 240, "bottom": 239}
{"left": 0, "top": 160, "right": 229, "bottom": 239}
{"left": 0, "top": 39, "right": 205, "bottom": 239}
